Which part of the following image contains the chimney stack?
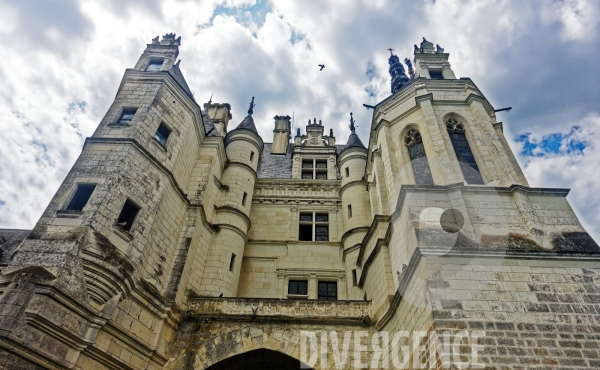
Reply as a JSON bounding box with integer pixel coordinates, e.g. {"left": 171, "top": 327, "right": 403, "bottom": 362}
{"left": 272, "top": 115, "right": 291, "bottom": 154}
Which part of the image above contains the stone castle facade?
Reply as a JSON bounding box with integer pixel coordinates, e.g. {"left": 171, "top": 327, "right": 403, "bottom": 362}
{"left": 0, "top": 34, "right": 599, "bottom": 369}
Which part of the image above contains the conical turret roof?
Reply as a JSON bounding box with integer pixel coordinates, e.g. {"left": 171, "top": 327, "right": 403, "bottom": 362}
{"left": 343, "top": 112, "right": 366, "bottom": 150}
{"left": 233, "top": 97, "right": 258, "bottom": 134}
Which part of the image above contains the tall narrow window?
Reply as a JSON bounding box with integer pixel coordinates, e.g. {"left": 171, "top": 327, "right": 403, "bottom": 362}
{"left": 345, "top": 167, "right": 350, "bottom": 178}
{"left": 318, "top": 281, "right": 337, "bottom": 301}
{"left": 229, "top": 253, "right": 236, "bottom": 271}
{"left": 117, "top": 199, "right": 140, "bottom": 232}
{"left": 242, "top": 192, "right": 247, "bottom": 206}
{"left": 348, "top": 205, "right": 353, "bottom": 219}
{"left": 446, "top": 118, "right": 484, "bottom": 185}
{"left": 154, "top": 123, "right": 171, "bottom": 146}
{"left": 250, "top": 151, "right": 255, "bottom": 162}
{"left": 146, "top": 59, "right": 163, "bottom": 72}
{"left": 405, "top": 129, "right": 434, "bottom": 185}
{"left": 118, "top": 108, "right": 137, "bottom": 124}
{"left": 352, "top": 270, "right": 357, "bottom": 287}
{"left": 66, "top": 184, "right": 96, "bottom": 211}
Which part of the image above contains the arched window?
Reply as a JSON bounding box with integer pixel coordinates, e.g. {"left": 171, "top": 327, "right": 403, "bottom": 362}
{"left": 404, "top": 129, "right": 434, "bottom": 185}
{"left": 446, "top": 118, "right": 484, "bottom": 185}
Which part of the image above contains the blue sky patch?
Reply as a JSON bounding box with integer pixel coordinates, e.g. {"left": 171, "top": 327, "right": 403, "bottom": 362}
{"left": 517, "top": 125, "right": 586, "bottom": 157}
{"left": 365, "top": 61, "right": 376, "bottom": 81}
{"left": 211, "top": 0, "right": 272, "bottom": 30}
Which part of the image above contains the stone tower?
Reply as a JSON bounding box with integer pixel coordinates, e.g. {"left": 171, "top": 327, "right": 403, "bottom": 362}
{"left": 0, "top": 34, "right": 598, "bottom": 370}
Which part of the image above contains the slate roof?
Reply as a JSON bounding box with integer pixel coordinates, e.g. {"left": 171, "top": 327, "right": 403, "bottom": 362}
{"left": 343, "top": 132, "right": 366, "bottom": 150}
{"left": 256, "top": 143, "right": 345, "bottom": 179}
{"left": 168, "top": 63, "right": 193, "bottom": 98}
{"left": 0, "top": 229, "right": 30, "bottom": 265}
{"left": 234, "top": 115, "right": 259, "bottom": 134}
{"left": 202, "top": 111, "right": 221, "bottom": 137}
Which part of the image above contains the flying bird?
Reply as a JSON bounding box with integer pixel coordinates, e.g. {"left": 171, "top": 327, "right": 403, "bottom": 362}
{"left": 318, "top": 64, "right": 325, "bottom": 71}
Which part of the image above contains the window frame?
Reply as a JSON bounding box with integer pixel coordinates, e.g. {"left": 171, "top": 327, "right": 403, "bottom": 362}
{"left": 298, "top": 211, "right": 329, "bottom": 242}
{"left": 301, "top": 158, "right": 328, "bottom": 180}
{"left": 117, "top": 199, "right": 141, "bottom": 232}
{"left": 65, "top": 183, "right": 96, "bottom": 211}
{"left": 404, "top": 128, "right": 434, "bottom": 185}
{"left": 317, "top": 281, "right": 337, "bottom": 301}
{"left": 429, "top": 70, "right": 444, "bottom": 79}
{"left": 145, "top": 59, "right": 164, "bottom": 72}
{"left": 229, "top": 253, "right": 236, "bottom": 272}
{"left": 288, "top": 280, "right": 308, "bottom": 296}
{"left": 445, "top": 117, "right": 485, "bottom": 185}
{"left": 117, "top": 108, "right": 137, "bottom": 125}
{"left": 154, "top": 122, "right": 172, "bottom": 147}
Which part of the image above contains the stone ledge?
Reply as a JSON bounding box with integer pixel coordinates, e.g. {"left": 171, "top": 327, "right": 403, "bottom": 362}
{"left": 186, "top": 297, "right": 371, "bottom": 326}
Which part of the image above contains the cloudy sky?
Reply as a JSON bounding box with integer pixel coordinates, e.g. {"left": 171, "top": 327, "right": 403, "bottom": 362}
{"left": 0, "top": 0, "right": 599, "bottom": 241}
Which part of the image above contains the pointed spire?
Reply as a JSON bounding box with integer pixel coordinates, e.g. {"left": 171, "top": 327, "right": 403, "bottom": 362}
{"left": 248, "top": 96, "right": 255, "bottom": 115}
{"left": 388, "top": 47, "right": 409, "bottom": 94}
{"left": 235, "top": 96, "right": 258, "bottom": 133}
{"left": 343, "top": 112, "right": 366, "bottom": 150}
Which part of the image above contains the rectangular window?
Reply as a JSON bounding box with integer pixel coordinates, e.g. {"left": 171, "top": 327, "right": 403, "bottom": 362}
{"left": 154, "top": 123, "right": 171, "bottom": 146}
{"left": 117, "top": 199, "right": 140, "bottom": 232}
{"left": 318, "top": 281, "right": 337, "bottom": 301}
{"left": 298, "top": 212, "right": 328, "bottom": 242}
{"left": 229, "top": 253, "right": 236, "bottom": 271}
{"left": 315, "top": 160, "right": 327, "bottom": 169}
{"left": 118, "top": 108, "right": 137, "bottom": 124}
{"left": 288, "top": 280, "right": 308, "bottom": 295}
{"left": 66, "top": 184, "right": 96, "bottom": 211}
{"left": 429, "top": 70, "right": 444, "bottom": 79}
{"left": 145, "top": 59, "right": 163, "bottom": 72}
{"left": 301, "top": 159, "right": 328, "bottom": 180}
{"left": 352, "top": 270, "right": 357, "bottom": 287}
{"left": 345, "top": 167, "right": 349, "bottom": 178}
{"left": 250, "top": 151, "right": 255, "bottom": 162}
{"left": 348, "top": 205, "right": 352, "bottom": 218}
{"left": 242, "top": 192, "right": 247, "bottom": 206}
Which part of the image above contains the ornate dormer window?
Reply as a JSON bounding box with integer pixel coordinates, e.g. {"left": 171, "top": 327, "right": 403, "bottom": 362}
{"left": 404, "top": 128, "right": 434, "bottom": 185}
{"left": 446, "top": 118, "right": 484, "bottom": 185}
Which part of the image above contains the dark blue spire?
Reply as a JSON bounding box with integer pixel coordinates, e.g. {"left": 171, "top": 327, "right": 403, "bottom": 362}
{"left": 388, "top": 49, "right": 409, "bottom": 94}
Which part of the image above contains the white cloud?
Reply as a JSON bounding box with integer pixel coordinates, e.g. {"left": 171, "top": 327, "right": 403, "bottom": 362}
{"left": 0, "top": 0, "right": 599, "bottom": 245}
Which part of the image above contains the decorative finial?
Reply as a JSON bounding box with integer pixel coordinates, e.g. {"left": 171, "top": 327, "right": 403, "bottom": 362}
{"left": 297, "top": 128, "right": 301, "bottom": 136}
{"left": 248, "top": 97, "right": 255, "bottom": 115}
{"left": 387, "top": 48, "right": 394, "bottom": 55}
{"left": 207, "top": 93, "right": 213, "bottom": 110}
{"left": 349, "top": 113, "right": 356, "bottom": 132}
{"left": 308, "top": 119, "right": 311, "bottom": 125}
{"left": 313, "top": 118, "right": 317, "bottom": 125}
{"left": 330, "top": 128, "right": 334, "bottom": 137}
{"left": 435, "top": 44, "right": 444, "bottom": 53}
{"left": 414, "top": 44, "right": 420, "bottom": 53}
{"left": 423, "top": 37, "right": 427, "bottom": 42}
{"left": 319, "top": 119, "right": 322, "bottom": 125}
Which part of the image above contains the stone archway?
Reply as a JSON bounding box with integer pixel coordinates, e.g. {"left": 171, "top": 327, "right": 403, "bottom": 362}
{"left": 205, "top": 348, "right": 311, "bottom": 370}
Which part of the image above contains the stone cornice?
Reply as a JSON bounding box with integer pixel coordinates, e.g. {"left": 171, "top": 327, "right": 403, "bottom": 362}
{"left": 186, "top": 297, "right": 372, "bottom": 326}
{"left": 253, "top": 179, "right": 341, "bottom": 203}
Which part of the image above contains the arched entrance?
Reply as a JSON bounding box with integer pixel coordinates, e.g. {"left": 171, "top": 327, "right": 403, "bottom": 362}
{"left": 206, "top": 348, "right": 311, "bottom": 370}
